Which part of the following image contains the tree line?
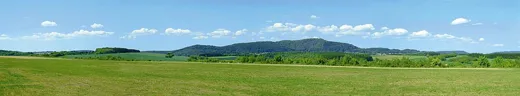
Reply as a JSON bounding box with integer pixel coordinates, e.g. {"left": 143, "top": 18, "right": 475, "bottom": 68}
{"left": 94, "top": 47, "right": 140, "bottom": 54}
{"left": 187, "top": 52, "right": 520, "bottom": 68}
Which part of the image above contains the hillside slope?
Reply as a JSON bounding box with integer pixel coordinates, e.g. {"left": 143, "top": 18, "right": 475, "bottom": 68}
{"left": 172, "top": 38, "right": 360, "bottom": 56}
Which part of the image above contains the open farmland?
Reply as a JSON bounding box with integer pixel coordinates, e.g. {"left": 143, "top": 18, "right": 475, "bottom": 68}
{"left": 1, "top": 57, "right": 520, "bottom": 95}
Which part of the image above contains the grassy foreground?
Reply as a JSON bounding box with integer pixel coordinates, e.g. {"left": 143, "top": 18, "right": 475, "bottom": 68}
{"left": 1, "top": 57, "right": 520, "bottom": 95}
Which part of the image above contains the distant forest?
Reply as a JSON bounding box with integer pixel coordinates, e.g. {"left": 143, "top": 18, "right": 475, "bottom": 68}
{"left": 172, "top": 38, "right": 425, "bottom": 56}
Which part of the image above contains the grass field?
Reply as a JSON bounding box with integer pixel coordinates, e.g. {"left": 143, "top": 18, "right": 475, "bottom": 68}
{"left": 62, "top": 52, "right": 188, "bottom": 61}
{"left": 2, "top": 57, "right": 520, "bottom": 95}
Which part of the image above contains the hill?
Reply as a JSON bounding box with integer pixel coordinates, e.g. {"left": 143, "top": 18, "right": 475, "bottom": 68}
{"left": 95, "top": 47, "right": 140, "bottom": 54}
{"left": 354, "top": 48, "right": 420, "bottom": 54}
{"left": 172, "top": 38, "right": 424, "bottom": 56}
{"left": 492, "top": 51, "right": 520, "bottom": 54}
{"left": 172, "top": 38, "right": 360, "bottom": 56}
{"left": 437, "top": 51, "right": 469, "bottom": 54}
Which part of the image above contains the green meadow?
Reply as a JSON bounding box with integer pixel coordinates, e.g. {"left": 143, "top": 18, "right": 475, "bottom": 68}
{"left": 2, "top": 57, "right": 520, "bottom": 95}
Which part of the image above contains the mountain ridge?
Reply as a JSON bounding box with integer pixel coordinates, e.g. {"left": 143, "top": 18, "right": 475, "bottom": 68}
{"left": 172, "top": 38, "right": 422, "bottom": 56}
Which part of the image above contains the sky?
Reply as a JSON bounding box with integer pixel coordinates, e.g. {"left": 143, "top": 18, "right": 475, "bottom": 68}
{"left": 0, "top": 0, "right": 519, "bottom": 53}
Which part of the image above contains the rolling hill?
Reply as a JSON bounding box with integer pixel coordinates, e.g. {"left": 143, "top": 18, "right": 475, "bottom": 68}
{"left": 172, "top": 38, "right": 359, "bottom": 56}
{"left": 436, "top": 51, "right": 469, "bottom": 54}
{"left": 172, "top": 38, "right": 422, "bottom": 56}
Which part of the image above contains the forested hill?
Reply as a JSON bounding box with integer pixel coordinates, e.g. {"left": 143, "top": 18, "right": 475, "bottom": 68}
{"left": 173, "top": 38, "right": 359, "bottom": 56}
{"left": 436, "top": 51, "right": 469, "bottom": 54}
{"left": 172, "top": 38, "right": 421, "bottom": 56}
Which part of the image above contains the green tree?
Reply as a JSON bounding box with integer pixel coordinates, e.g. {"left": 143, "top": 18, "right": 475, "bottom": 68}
{"left": 165, "top": 52, "right": 175, "bottom": 58}
{"left": 491, "top": 56, "right": 504, "bottom": 68}
{"left": 477, "top": 56, "right": 490, "bottom": 68}
{"left": 274, "top": 55, "right": 283, "bottom": 63}
{"left": 429, "top": 57, "right": 442, "bottom": 67}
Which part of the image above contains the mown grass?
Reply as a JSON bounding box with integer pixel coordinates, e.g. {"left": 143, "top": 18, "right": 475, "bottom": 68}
{"left": 1, "top": 57, "right": 520, "bottom": 95}
{"left": 62, "top": 52, "right": 188, "bottom": 61}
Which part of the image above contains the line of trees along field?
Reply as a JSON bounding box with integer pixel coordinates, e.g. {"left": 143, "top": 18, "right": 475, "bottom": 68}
{"left": 5, "top": 46, "right": 520, "bottom": 68}
{"left": 1, "top": 47, "right": 139, "bottom": 58}
{"left": 188, "top": 52, "right": 520, "bottom": 68}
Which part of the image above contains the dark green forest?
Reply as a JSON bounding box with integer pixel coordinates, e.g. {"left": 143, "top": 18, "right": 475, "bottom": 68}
{"left": 94, "top": 47, "right": 140, "bottom": 54}
{"left": 172, "top": 38, "right": 423, "bottom": 56}
{"left": 0, "top": 50, "right": 32, "bottom": 56}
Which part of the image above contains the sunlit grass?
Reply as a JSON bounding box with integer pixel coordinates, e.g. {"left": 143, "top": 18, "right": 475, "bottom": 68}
{"left": 1, "top": 57, "right": 520, "bottom": 95}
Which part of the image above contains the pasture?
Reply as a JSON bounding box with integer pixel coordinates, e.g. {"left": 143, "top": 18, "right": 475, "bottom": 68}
{"left": 1, "top": 57, "right": 520, "bottom": 95}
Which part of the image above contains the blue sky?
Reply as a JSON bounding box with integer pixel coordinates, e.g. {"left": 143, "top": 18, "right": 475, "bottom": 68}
{"left": 0, "top": 0, "right": 519, "bottom": 53}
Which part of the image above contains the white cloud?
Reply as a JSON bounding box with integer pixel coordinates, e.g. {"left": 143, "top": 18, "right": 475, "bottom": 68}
{"left": 371, "top": 28, "right": 408, "bottom": 38}
{"left": 335, "top": 24, "right": 375, "bottom": 36}
{"left": 353, "top": 24, "right": 375, "bottom": 31}
{"left": 234, "top": 29, "right": 247, "bottom": 36}
{"left": 71, "top": 30, "right": 113, "bottom": 36}
{"left": 120, "top": 28, "right": 157, "bottom": 39}
{"left": 0, "top": 34, "right": 11, "bottom": 40}
{"left": 303, "top": 36, "right": 320, "bottom": 39}
{"left": 165, "top": 28, "right": 191, "bottom": 35}
{"left": 409, "top": 30, "right": 431, "bottom": 37}
{"left": 266, "top": 23, "right": 315, "bottom": 33}
{"left": 192, "top": 32, "right": 209, "bottom": 39}
{"left": 380, "top": 27, "right": 389, "bottom": 30}
{"left": 434, "top": 34, "right": 456, "bottom": 39}
{"left": 266, "top": 23, "right": 374, "bottom": 36}
{"left": 492, "top": 44, "right": 504, "bottom": 47}
{"left": 340, "top": 25, "right": 353, "bottom": 31}
{"left": 479, "top": 38, "right": 485, "bottom": 41}
{"left": 472, "top": 23, "right": 483, "bottom": 25}
{"left": 385, "top": 28, "right": 408, "bottom": 35}
{"left": 451, "top": 18, "right": 470, "bottom": 25}
{"left": 433, "top": 33, "right": 477, "bottom": 43}
{"left": 119, "top": 35, "right": 136, "bottom": 39}
{"left": 317, "top": 25, "right": 339, "bottom": 33}
{"left": 208, "top": 29, "right": 231, "bottom": 38}
{"left": 193, "top": 35, "right": 208, "bottom": 39}
{"left": 310, "top": 15, "right": 319, "bottom": 19}
{"left": 90, "top": 23, "right": 104, "bottom": 28}
{"left": 41, "top": 21, "right": 57, "bottom": 27}
{"left": 22, "top": 30, "right": 113, "bottom": 40}
{"left": 22, "top": 32, "right": 71, "bottom": 40}
{"left": 303, "top": 24, "right": 316, "bottom": 31}
{"left": 319, "top": 24, "right": 373, "bottom": 36}
{"left": 266, "top": 23, "right": 293, "bottom": 32}
{"left": 132, "top": 28, "right": 157, "bottom": 34}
